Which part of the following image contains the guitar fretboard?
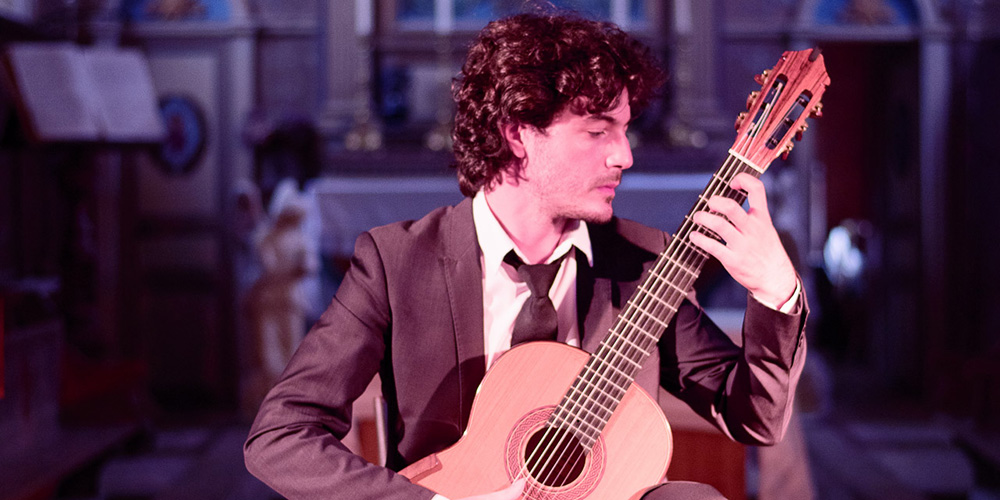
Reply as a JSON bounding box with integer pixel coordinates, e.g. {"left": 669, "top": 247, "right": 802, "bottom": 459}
{"left": 548, "top": 153, "right": 764, "bottom": 449}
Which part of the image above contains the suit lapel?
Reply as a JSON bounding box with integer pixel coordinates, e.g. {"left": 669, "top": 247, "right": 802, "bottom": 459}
{"left": 440, "top": 197, "right": 486, "bottom": 428}
{"left": 579, "top": 224, "right": 620, "bottom": 353}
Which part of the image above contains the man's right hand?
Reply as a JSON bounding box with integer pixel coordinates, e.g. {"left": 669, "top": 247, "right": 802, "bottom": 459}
{"left": 454, "top": 478, "right": 526, "bottom": 500}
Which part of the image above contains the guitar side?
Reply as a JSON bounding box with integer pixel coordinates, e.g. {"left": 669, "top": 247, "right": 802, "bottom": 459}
{"left": 401, "top": 342, "right": 672, "bottom": 499}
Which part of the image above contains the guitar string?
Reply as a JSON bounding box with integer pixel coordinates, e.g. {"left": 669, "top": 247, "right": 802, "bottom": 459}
{"left": 585, "top": 145, "right": 756, "bottom": 415}
{"left": 530, "top": 160, "right": 742, "bottom": 492}
{"left": 513, "top": 83, "right": 779, "bottom": 493}
{"left": 518, "top": 153, "right": 756, "bottom": 493}
{"left": 588, "top": 155, "right": 747, "bottom": 399}
{"left": 542, "top": 149, "right": 763, "bottom": 487}
{"left": 520, "top": 156, "right": 747, "bottom": 492}
{"left": 528, "top": 133, "right": 764, "bottom": 491}
{"left": 519, "top": 178, "right": 740, "bottom": 496}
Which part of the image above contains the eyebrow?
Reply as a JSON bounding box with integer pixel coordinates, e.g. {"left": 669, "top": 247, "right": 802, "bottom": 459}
{"left": 586, "top": 113, "right": 627, "bottom": 125}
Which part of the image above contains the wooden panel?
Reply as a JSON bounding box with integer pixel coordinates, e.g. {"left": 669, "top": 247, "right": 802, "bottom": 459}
{"left": 667, "top": 428, "right": 746, "bottom": 500}
{"left": 140, "top": 281, "right": 226, "bottom": 408}
{"left": 0, "top": 321, "right": 62, "bottom": 453}
{"left": 139, "top": 52, "right": 219, "bottom": 218}
{"left": 1, "top": 296, "right": 4, "bottom": 399}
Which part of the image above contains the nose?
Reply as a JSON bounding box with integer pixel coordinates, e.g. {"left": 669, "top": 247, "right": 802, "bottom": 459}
{"left": 606, "top": 132, "right": 633, "bottom": 170}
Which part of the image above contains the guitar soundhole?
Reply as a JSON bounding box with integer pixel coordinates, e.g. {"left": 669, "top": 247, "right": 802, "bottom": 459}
{"left": 524, "top": 427, "right": 587, "bottom": 488}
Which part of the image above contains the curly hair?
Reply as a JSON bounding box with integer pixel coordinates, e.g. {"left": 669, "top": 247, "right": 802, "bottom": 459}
{"left": 451, "top": 12, "right": 666, "bottom": 197}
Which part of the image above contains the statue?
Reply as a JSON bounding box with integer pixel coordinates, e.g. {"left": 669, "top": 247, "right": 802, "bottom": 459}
{"left": 243, "top": 179, "right": 320, "bottom": 409}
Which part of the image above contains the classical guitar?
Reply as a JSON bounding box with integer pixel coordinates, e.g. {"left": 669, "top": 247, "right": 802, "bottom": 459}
{"left": 401, "top": 48, "right": 831, "bottom": 500}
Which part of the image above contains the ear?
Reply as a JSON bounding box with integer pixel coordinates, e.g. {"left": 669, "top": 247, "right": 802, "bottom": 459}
{"left": 501, "top": 120, "right": 528, "bottom": 159}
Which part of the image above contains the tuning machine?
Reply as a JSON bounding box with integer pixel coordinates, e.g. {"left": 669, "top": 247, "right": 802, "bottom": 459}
{"left": 734, "top": 112, "right": 748, "bottom": 131}
{"left": 795, "top": 123, "right": 808, "bottom": 141}
{"left": 780, "top": 142, "right": 795, "bottom": 160}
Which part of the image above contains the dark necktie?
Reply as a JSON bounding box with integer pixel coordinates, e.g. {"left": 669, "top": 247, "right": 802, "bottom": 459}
{"left": 504, "top": 250, "right": 563, "bottom": 346}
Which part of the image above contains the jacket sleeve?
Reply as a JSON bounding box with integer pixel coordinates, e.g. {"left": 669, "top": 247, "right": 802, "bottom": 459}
{"left": 660, "top": 283, "right": 808, "bottom": 445}
{"left": 244, "top": 231, "right": 437, "bottom": 500}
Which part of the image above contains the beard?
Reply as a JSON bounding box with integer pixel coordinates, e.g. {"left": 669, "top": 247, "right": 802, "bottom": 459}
{"left": 558, "top": 193, "right": 616, "bottom": 224}
{"left": 532, "top": 172, "right": 621, "bottom": 224}
{"left": 577, "top": 174, "right": 621, "bottom": 224}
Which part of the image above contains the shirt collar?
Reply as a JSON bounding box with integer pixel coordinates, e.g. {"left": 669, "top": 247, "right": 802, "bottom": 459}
{"left": 472, "top": 191, "right": 594, "bottom": 276}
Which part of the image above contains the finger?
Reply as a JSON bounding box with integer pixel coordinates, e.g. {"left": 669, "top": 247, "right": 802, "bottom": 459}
{"left": 730, "top": 173, "right": 769, "bottom": 216}
{"left": 497, "top": 478, "right": 526, "bottom": 500}
{"left": 464, "top": 478, "right": 526, "bottom": 500}
{"left": 704, "top": 196, "right": 748, "bottom": 229}
{"left": 692, "top": 211, "right": 741, "bottom": 244}
{"left": 689, "top": 230, "right": 733, "bottom": 263}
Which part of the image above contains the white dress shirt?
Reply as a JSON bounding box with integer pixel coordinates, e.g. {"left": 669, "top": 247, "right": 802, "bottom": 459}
{"left": 471, "top": 191, "right": 594, "bottom": 369}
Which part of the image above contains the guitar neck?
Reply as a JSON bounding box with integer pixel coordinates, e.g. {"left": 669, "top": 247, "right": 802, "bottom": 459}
{"left": 548, "top": 47, "right": 829, "bottom": 451}
{"left": 549, "top": 152, "right": 763, "bottom": 449}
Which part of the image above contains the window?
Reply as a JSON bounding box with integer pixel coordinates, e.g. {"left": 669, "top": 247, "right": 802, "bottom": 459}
{"left": 393, "top": 0, "right": 651, "bottom": 32}
{"left": 356, "top": 0, "right": 660, "bottom": 151}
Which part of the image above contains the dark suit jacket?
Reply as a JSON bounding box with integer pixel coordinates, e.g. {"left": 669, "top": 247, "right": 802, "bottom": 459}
{"left": 244, "top": 197, "right": 807, "bottom": 500}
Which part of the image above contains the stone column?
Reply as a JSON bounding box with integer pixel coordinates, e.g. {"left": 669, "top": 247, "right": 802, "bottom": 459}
{"left": 666, "top": 0, "right": 728, "bottom": 148}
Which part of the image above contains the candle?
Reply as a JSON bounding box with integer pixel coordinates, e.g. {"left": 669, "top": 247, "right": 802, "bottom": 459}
{"left": 434, "top": 0, "right": 453, "bottom": 34}
{"left": 355, "top": 0, "right": 372, "bottom": 36}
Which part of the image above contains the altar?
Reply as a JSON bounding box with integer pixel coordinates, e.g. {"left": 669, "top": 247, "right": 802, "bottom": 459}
{"left": 308, "top": 172, "right": 713, "bottom": 258}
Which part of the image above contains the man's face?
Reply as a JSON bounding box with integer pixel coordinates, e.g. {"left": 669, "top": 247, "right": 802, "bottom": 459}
{"left": 515, "top": 92, "right": 634, "bottom": 224}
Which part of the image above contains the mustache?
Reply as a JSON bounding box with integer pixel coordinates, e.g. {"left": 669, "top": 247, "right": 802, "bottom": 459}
{"left": 595, "top": 173, "right": 622, "bottom": 187}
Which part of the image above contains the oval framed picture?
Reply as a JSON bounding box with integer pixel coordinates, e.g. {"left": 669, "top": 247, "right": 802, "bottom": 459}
{"left": 156, "top": 94, "right": 207, "bottom": 176}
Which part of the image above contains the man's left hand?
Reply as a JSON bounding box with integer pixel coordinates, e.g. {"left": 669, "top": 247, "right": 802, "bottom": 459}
{"left": 688, "top": 173, "right": 797, "bottom": 307}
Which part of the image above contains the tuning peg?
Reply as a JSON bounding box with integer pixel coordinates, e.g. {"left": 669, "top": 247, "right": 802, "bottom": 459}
{"left": 781, "top": 142, "right": 795, "bottom": 160}
{"left": 754, "top": 69, "right": 771, "bottom": 85}
{"left": 811, "top": 103, "right": 824, "bottom": 118}
{"left": 746, "top": 91, "right": 760, "bottom": 111}
{"left": 795, "top": 123, "right": 808, "bottom": 141}
{"left": 735, "top": 112, "right": 747, "bottom": 131}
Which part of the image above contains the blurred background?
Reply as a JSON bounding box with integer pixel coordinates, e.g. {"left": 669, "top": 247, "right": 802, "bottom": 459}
{"left": 0, "top": 0, "right": 998, "bottom": 499}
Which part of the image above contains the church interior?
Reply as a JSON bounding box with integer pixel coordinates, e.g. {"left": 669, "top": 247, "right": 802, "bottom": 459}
{"left": 1, "top": 0, "right": 999, "bottom": 499}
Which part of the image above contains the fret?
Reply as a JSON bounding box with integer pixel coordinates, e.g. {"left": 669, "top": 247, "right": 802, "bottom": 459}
{"left": 728, "top": 149, "right": 764, "bottom": 174}
{"left": 574, "top": 371, "right": 624, "bottom": 401}
{"left": 609, "top": 334, "right": 651, "bottom": 357}
{"left": 694, "top": 189, "right": 745, "bottom": 209}
{"left": 660, "top": 254, "right": 700, "bottom": 278}
{"left": 579, "top": 363, "right": 631, "bottom": 394}
{"left": 710, "top": 171, "right": 736, "bottom": 188}
{"left": 708, "top": 172, "right": 753, "bottom": 201}
{"left": 603, "top": 344, "right": 644, "bottom": 371}
{"left": 694, "top": 194, "right": 712, "bottom": 209}
{"left": 548, "top": 416, "right": 596, "bottom": 445}
{"left": 565, "top": 384, "right": 618, "bottom": 414}
{"left": 601, "top": 331, "right": 647, "bottom": 357}
{"left": 632, "top": 306, "right": 672, "bottom": 330}
{"left": 550, "top": 411, "right": 604, "bottom": 435}
{"left": 592, "top": 357, "right": 632, "bottom": 380}
{"left": 684, "top": 214, "right": 724, "bottom": 242}
{"left": 616, "top": 314, "right": 653, "bottom": 337}
{"left": 561, "top": 397, "right": 612, "bottom": 424}
{"left": 634, "top": 284, "right": 680, "bottom": 313}
{"left": 609, "top": 322, "right": 659, "bottom": 344}
{"left": 646, "top": 272, "right": 690, "bottom": 296}
{"left": 619, "top": 308, "right": 669, "bottom": 332}
{"left": 671, "top": 237, "right": 710, "bottom": 259}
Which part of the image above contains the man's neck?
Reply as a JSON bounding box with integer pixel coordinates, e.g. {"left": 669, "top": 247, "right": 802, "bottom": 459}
{"left": 483, "top": 185, "right": 568, "bottom": 264}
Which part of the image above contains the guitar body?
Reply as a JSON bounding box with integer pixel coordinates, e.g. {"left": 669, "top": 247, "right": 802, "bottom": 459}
{"left": 400, "top": 342, "right": 672, "bottom": 500}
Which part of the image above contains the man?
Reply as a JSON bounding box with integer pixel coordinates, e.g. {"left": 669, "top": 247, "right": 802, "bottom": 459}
{"left": 245, "top": 12, "right": 806, "bottom": 500}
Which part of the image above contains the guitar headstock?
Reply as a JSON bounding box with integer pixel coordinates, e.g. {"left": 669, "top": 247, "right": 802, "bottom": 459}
{"left": 732, "top": 48, "right": 831, "bottom": 172}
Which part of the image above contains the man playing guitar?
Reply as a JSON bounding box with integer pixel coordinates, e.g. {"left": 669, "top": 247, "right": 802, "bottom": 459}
{"left": 245, "top": 10, "right": 810, "bottom": 500}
